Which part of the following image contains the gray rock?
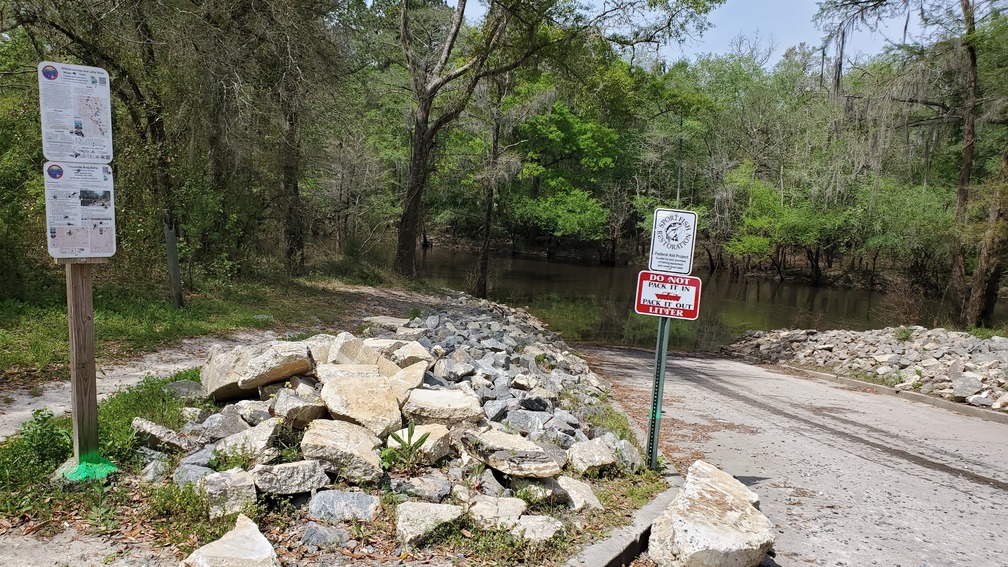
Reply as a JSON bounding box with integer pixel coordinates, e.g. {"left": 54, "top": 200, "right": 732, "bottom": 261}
{"left": 309, "top": 489, "right": 380, "bottom": 522}
{"left": 479, "top": 468, "right": 507, "bottom": 497}
{"left": 174, "top": 463, "right": 214, "bottom": 488}
{"left": 141, "top": 458, "right": 168, "bottom": 482}
{"left": 131, "top": 417, "right": 196, "bottom": 453}
{"left": 181, "top": 514, "right": 280, "bottom": 567}
{"left": 200, "top": 467, "right": 257, "bottom": 519}
{"left": 520, "top": 395, "right": 553, "bottom": 413}
{"left": 968, "top": 394, "right": 994, "bottom": 408}
{"left": 164, "top": 380, "right": 206, "bottom": 402}
{"left": 483, "top": 399, "right": 510, "bottom": 422}
{"left": 952, "top": 370, "right": 984, "bottom": 401}
{"left": 502, "top": 409, "right": 551, "bottom": 435}
{"left": 300, "top": 419, "right": 383, "bottom": 484}
{"left": 180, "top": 444, "right": 217, "bottom": 467}
{"left": 390, "top": 473, "right": 453, "bottom": 503}
{"left": 216, "top": 417, "right": 281, "bottom": 466}
{"left": 614, "top": 439, "right": 643, "bottom": 472}
{"left": 462, "top": 429, "right": 562, "bottom": 478}
{"left": 567, "top": 438, "right": 617, "bottom": 475}
{"left": 396, "top": 502, "right": 463, "bottom": 546}
{"left": 250, "top": 460, "right": 330, "bottom": 495}
{"left": 180, "top": 407, "right": 212, "bottom": 424}
{"left": 301, "top": 521, "right": 350, "bottom": 550}
{"left": 201, "top": 412, "right": 251, "bottom": 441}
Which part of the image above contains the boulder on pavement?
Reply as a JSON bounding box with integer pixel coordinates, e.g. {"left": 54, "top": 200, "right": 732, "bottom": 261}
{"left": 649, "top": 460, "right": 774, "bottom": 567}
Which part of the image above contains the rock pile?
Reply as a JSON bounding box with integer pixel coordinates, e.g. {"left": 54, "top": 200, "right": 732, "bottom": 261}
{"left": 134, "top": 293, "right": 644, "bottom": 555}
{"left": 727, "top": 327, "right": 1008, "bottom": 409}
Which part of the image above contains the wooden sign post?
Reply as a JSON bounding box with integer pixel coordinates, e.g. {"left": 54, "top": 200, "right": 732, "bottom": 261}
{"left": 39, "top": 62, "right": 118, "bottom": 481}
{"left": 61, "top": 259, "right": 104, "bottom": 465}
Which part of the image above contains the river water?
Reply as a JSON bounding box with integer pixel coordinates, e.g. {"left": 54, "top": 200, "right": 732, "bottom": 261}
{"left": 416, "top": 247, "right": 1007, "bottom": 352}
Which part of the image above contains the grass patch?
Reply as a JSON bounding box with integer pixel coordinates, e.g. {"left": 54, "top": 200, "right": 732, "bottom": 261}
{"left": 969, "top": 325, "right": 1007, "bottom": 340}
{"left": 424, "top": 514, "right": 575, "bottom": 566}
{"left": 1, "top": 276, "right": 355, "bottom": 389}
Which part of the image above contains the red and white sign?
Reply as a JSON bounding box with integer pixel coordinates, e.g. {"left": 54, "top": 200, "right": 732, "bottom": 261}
{"left": 634, "top": 271, "right": 702, "bottom": 320}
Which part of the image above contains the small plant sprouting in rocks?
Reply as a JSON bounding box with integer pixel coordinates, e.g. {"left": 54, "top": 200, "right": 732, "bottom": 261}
{"left": 894, "top": 326, "right": 914, "bottom": 342}
{"left": 382, "top": 422, "right": 430, "bottom": 474}
{"left": 208, "top": 443, "right": 256, "bottom": 471}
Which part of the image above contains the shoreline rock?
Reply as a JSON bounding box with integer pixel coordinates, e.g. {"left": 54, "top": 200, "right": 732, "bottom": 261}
{"left": 726, "top": 327, "right": 1008, "bottom": 410}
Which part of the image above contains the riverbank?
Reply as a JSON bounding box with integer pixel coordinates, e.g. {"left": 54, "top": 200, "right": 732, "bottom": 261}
{"left": 726, "top": 326, "right": 1008, "bottom": 411}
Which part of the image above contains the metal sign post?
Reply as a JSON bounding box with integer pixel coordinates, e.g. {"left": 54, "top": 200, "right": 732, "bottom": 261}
{"left": 647, "top": 317, "right": 671, "bottom": 469}
{"left": 637, "top": 208, "right": 702, "bottom": 471}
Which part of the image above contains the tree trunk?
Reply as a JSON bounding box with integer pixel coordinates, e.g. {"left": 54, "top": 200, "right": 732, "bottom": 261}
{"left": 163, "top": 209, "right": 184, "bottom": 308}
{"left": 394, "top": 110, "right": 434, "bottom": 277}
{"left": 950, "top": 0, "right": 979, "bottom": 323}
{"left": 964, "top": 148, "right": 1008, "bottom": 327}
{"left": 283, "top": 106, "right": 304, "bottom": 274}
{"left": 475, "top": 116, "right": 502, "bottom": 299}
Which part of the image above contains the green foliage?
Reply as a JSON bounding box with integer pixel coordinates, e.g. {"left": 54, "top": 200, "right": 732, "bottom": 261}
{"left": 893, "top": 326, "right": 914, "bottom": 341}
{"left": 97, "top": 370, "right": 202, "bottom": 466}
{"left": 382, "top": 422, "right": 431, "bottom": 473}
{"left": 208, "top": 444, "right": 257, "bottom": 472}
{"left": 0, "top": 409, "right": 72, "bottom": 493}
{"left": 145, "top": 482, "right": 230, "bottom": 550}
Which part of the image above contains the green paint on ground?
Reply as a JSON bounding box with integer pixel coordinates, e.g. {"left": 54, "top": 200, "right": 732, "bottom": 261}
{"left": 62, "top": 455, "right": 118, "bottom": 481}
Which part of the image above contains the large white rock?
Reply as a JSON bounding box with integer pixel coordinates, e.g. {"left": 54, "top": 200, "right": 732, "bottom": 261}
{"left": 271, "top": 388, "right": 327, "bottom": 429}
{"left": 649, "top": 460, "right": 774, "bottom": 567}
{"left": 201, "top": 345, "right": 258, "bottom": 401}
{"left": 238, "top": 341, "right": 315, "bottom": 390}
{"left": 567, "top": 438, "right": 617, "bottom": 475}
{"left": 181, "top": 514, "right": 280, "bottom": 566}
{"left": 468, "top": 495, "right": 527, "bottom": 530}
{"left": 215, "top": 418, "right": 281, "bottom": 466}
{"left": 509, "top": 515, "right": 564, "bottom": 542}
{"left": 396, "top": 502, "right": 463, "bottom": 546}
{"left": 320, "top": 372, "right": 403, "bottom": 438}
{"left": 327, "top": 338, "right": 382, "bottom": 366}
{"left": 386, "top": 424, "right": 452, "bottom": 466}
{"left": 315, "top": 364, "right": 381, "bottom": 384}
{"left": 391, "top": 342, "right": 435, "bottom": 368}
{"left": 199, "top": 468, "right": 257, "bottom": 519}
{"left": 461, "top": 429, "right": 562, "bottom": 478}
{"left": 388, "top": 362, "right": 428, "bottom": 405}
{"left": 557, "top": 476, "right": 603, "bottom": 511}
{"left": 300, "top": 419, "right": 383, "bottom": 484}
{"left": 402, "top": 388, "right": 483, "bottom": 427}
{"left": 250, "top": 460, "right": 330, "bottom": 495}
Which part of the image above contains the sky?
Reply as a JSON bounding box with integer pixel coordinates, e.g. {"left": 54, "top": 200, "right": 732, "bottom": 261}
{"left": 670, "top": 0, "right": 925, "bottom": 63}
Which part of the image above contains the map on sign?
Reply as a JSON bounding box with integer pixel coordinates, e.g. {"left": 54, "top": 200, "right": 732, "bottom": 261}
{"left": 634, "top": 271, "right": 702, "bottom": 320}
{"left": 44, "top": 162, "right": 116, "bottom": 258}
{"left": 38, "top": 62, "right": 113, "bottom": 163}
{"left": 649, "top": 208, "right": 697, "bottom": 275}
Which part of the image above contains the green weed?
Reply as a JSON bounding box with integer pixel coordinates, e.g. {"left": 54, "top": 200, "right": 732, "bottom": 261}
{"left": 383, "top": 422, "right": 431, "bottom": 474}
{"left": 893, "top": 326, "right": 914, "bottom": 341}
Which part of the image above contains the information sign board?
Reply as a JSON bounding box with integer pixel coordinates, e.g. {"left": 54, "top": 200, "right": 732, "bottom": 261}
{"left": 634, "top": 270, "right": 702, "bottom": 320}
{"left": 648, "top": 208, "right": 697, "bottom": 275}
{"left": 44, "top": 161, "right": 116, "bottom": 258}
{"left": 38, "top": 61, "right": 113, "bottom": 164}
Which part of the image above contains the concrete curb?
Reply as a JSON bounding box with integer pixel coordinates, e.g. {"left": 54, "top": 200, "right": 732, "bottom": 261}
{"left": 564, "top": 391, "right": 684, "bottom": 567}
{"left": 781, "top": 364, "right": 1008, "bottom": 426}
{"left": 566, "top": 476, "right": 680, "bottom": 567}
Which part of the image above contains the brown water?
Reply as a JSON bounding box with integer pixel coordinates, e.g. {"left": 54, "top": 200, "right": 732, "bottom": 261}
{"left": 416, "top": 247, "right": 1006, "bottom": 352}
